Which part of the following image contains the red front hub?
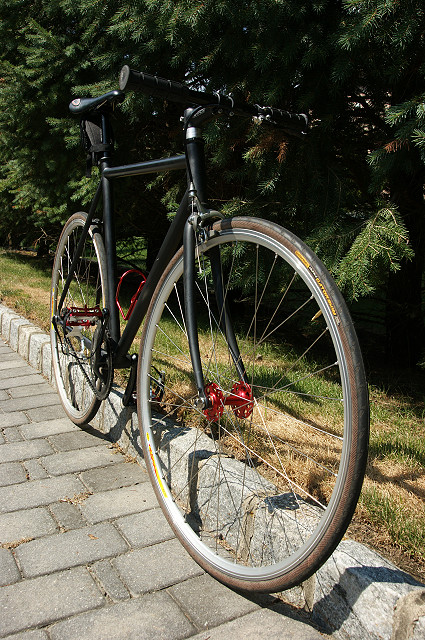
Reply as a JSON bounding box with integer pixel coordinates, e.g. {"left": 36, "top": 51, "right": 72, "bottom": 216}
{"left": 203, "top": 381, "right": 254, "bottom": 422}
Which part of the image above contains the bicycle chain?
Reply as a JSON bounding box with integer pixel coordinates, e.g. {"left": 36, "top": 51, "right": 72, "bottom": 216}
{"left": 59, "top": 314, "right": 113, "bottom": 401}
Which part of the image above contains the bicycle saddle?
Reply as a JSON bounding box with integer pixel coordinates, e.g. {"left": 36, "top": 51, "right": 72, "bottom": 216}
{"left": 69, "top": 90, "right": 125, "bottom": 116}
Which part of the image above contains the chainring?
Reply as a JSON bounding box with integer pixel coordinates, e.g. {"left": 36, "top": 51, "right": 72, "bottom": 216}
{"left": 90, "top": 314, "right": 114, "bottom": 401}
{"left": 54, "top": 308, "right": 114, "bottom": 402}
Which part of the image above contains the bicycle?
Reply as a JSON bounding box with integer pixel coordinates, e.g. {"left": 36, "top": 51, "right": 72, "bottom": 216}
{"left": 50, "top": 66, "right": 369, "bottom": 594}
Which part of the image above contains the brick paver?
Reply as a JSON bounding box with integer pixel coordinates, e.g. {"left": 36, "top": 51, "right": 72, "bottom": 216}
{"left": 0, "top": 335, "right": 326, "bottom": 639}
{"left": 0, "top": 461, "right": 27, "bottom": 487}
{"left": 0, "top": 473, "right": 85, "bottom": 513}
{"left": 0, "top": 567, "right": 105, "bottom": 637}
{"left": 16, "top": 522, "right": 129, "bottom": 578}
{"left": 19, "top": 417, "right": 77, "bottom": 439}
{"left": 0, "top": 411, "right": 30, "bottom": 428}
{"left": 0, "top": 365, "right": 35, "bottom": 379}
{"left": 0, "top": 439, "right": 54, "bottom": 464}
{"left": 48, "top": 592, "right": 195, "bottom": 640}
{"left": 112, "top": 538, "right": 204, "bottom": 595}
{"left": 0, "top": 507, "right": 57, "bottom": 542}
{"left": 0, "top": 548, "right": 20, "bottom": 587}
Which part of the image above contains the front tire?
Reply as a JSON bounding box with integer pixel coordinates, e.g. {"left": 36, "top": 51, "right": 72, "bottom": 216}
{"left": 138, "top": 217, "right": 369, "bottom": 593}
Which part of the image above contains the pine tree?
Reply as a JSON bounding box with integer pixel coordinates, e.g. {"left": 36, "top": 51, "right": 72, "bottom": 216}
{"left": 334, "top": 0, "right": 425, "bottom": 365}
{"left": 0, "top": 0, "right": 424, "bottom": 365}
{"left": 0, "top": 1, "right": 99, "bottom": 248}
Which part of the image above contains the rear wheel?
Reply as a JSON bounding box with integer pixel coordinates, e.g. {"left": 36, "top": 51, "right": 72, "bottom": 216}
{"left": 138, "top": 217, "right": 369, "bottom": 593}
{"left": 50, "top": 212, "right": 110, "bottom": 425}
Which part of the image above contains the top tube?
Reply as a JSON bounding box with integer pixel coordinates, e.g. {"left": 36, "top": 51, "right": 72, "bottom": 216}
{"left": 102, "top": 155, "right": 186, "bottom": 180}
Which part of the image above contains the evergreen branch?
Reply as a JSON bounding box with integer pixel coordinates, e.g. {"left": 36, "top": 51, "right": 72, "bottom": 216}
{"left": 336, "top": 206, "right": 414, "bottom": 299}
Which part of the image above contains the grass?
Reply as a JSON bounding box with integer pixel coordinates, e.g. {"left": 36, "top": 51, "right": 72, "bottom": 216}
{"left": 1, "top": 247, "right": 424, "bottom": 582}
{"left": 0, "top": 250, "right": 52, "bottom": 332}
{"left": 360, "top": 486, "right": 425, "bottom": 559}
{"left": 349, "top": 382, "right": 425, "bottom": 580}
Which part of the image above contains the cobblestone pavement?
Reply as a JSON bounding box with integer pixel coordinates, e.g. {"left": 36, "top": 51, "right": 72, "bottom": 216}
{"left": 0, "top": 337, "right": 326, "bottom": 639}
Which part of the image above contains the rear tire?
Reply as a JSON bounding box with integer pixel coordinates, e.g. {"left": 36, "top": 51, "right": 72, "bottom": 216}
{"left": 50, "top": 213, "right": 108, "bottom": 425}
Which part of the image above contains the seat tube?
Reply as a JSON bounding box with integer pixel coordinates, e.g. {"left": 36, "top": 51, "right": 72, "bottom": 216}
{"left": 97, "top": 112, "right": 120, "bottom": 346}
{"left": 209, "top": 244, "right": 248, "bottom": 383}
{"left": 100, "top": 170, "right": 119, "bottom": 345}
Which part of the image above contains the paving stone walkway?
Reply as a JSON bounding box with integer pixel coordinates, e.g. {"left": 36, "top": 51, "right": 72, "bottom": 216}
{"left": 0, "top": 337, "right": 327, "bottom": 639}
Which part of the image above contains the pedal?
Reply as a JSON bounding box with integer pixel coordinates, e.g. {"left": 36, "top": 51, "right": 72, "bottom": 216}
{"left": 63, "top": 306, "right": 103, "bottom": 327}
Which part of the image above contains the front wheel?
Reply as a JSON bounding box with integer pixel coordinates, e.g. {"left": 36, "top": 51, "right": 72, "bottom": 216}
{"left": 50, "top": 212, "right": 110, "bottom": 425}
{"left": 138, "top": 217, "right": 369, "bottom": 593}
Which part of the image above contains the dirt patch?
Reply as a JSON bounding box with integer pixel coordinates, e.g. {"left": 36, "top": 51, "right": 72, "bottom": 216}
{"left": 1, "top": 291, "right": 50, "bottom": 332}
{"left": 13, "top": 283, "right": 50, "bottom": 306}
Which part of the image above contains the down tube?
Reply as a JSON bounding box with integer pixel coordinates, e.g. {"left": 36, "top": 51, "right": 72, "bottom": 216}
{"left": 113, "top": 190, "right": 189, "bottom": 367}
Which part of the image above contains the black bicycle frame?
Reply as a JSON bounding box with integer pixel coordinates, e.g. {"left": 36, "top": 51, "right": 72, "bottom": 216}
{"left": 57, "top": 107, "right": 244, "bottom": 407}
{"left": 102, "top": 154, "right": 188, "bottom": 369}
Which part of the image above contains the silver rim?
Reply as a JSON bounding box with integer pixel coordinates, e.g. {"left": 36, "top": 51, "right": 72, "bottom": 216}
{"left": 139, "top": 224, "right": 356, "bottom": 584}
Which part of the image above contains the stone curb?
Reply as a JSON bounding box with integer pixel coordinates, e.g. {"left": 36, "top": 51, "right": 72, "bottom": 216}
{"left": 0, "top": 302, "right": 424, "bottom": 640}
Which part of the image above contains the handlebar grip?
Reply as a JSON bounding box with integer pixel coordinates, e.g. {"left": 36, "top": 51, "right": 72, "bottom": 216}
{"left": 119, "top": 65, "right": 211, "bottom": 105}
